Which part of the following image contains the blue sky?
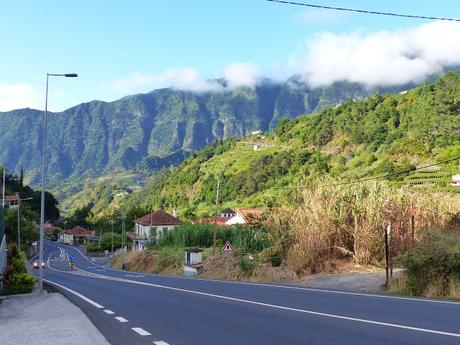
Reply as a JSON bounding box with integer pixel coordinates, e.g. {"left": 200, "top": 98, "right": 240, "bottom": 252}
{"left": 1, "top": 1, "right": 460, "bottom": 111}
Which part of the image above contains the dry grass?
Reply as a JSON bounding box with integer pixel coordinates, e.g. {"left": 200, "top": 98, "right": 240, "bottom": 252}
{"left": 268, "top": 180, "right": 454, "bottom": 275}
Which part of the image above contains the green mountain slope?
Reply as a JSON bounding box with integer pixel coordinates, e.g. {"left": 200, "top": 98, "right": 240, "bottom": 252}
{"left": 121, "top": 71, "right": 460, "bottom": 218}
{"left": 0, "top": 77, "right": 413, "bottom": 187}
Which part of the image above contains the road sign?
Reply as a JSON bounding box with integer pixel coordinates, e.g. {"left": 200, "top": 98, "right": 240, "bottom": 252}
{"left": 223, "top": 241, "right": 233, "bottom": 252}
{"left": 69, "top": 254, "right": 75, "bottom": 261}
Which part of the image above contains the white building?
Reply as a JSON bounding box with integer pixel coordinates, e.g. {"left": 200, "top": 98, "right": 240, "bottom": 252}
{"left": 130, "top": 210, "right": 182, "bottom": 250}
{"left": 226, "top": 208, "right": 263, "bottom": 226}
{"left": 451, "top": 174, "right": 460, "bottom": 187}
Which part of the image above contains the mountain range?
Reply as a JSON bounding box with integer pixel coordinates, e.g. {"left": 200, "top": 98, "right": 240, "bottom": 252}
{"left": 0, "top": 76, "right": 419, "bottom": 187}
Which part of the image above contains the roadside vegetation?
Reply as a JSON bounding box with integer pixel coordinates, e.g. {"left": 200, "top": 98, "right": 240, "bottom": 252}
{"left": 1, "top": 244, "right": 35, "bottom": 295}
{"left": 113, "top": 180, "right": 457, "bottom": 288}
{"left": 390, "top": 230, "right": 460, "bottom": 299}
{"left": 85, "top": 234, "right": 123, "bottom": 253}
{"left": 65, "top": 71, "right": 460, "bottom": 297}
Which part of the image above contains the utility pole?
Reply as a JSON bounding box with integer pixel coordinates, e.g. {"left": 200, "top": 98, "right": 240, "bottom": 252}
{"left": 17, "top": 199, "right": 20, "bottom": 252}
{"left": 213, "top": 178, "right": 220, "bottom": 253}
{"left": 111, "top": 215, "right": 114, "bottom": 254}
{"left": 2, "top": 168, "right": 5, "bottom": 207}
{"left": 384, "top": 223, "right": 390, "bottom": 288}
{"left": 120, "top": 212, "right": 126, "bottom": 252}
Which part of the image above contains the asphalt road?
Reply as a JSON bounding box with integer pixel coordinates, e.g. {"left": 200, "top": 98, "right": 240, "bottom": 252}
{"left": 39, "top": 240, "right": 460, "bottom": 345}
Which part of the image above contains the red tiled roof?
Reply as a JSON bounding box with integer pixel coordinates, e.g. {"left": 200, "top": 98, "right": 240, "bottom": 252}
{"left": 4, "top": 194, "right": 19, "bottom": 202}
{"left": 135, "top": 210, "right": 182, "bottom": 226}
{"left": 196, "top": 217, "right": 228, "bottom": 226}
{"left": 44, "top": 223, "right": 57, "bottom": 235}
{"left": 238, "top": 208, "right": 263, "bottom": 223}
{"left": 65, "top": 226, "right": 95, "bottom": 237}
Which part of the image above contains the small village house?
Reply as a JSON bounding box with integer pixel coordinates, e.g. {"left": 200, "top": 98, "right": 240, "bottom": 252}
{"left": 451, "top": 174, "right": 460, "bottom": 187}
{"left": 195, "top": 217, "right": 228, "bottom": 226}
{"left": 59, "top": 226, "right": 95, "bottom": 245}
{"left": 195, "top": 208, "right": 236, "bottom": 227}
{"left": 225, "top": 208, "right": 263, "bottom": 226}
{"left": 220, "top": 208, "right": 235, "bottom": 218}
{"left": 4, "top": 194, "right": 19, "bottom": 209}
{"left": 130, "top": 210, "right": 182, "bottom": 251}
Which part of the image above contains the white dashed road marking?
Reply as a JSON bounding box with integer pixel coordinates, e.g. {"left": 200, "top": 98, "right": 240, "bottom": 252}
{"left": 153, "top": 341, "right": 170, "bottom": 345}
{"left": 104, "top": 309, "right": 115, "bottom": 315}
{"left": 132, "top": 327, "right": 151, "bottom": 336}
{"left": 115, "top": 316, "right": 128, "bottom": 323}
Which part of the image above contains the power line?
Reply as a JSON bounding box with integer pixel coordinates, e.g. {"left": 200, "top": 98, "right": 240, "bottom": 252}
{"left": 267, "top": 0, "right": 460, "bottom": 22}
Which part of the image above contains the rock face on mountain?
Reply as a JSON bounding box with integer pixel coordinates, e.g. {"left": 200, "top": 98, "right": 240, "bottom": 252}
{"left": 0, "top": 77, "right": 410, "bottom": 184}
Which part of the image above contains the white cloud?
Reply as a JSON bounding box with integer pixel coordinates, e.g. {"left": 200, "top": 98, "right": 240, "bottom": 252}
{"left": 297, "top": 21, "right": 460, "bottom": 87}
{"left": 110, "top": 62, "right": 263, "bottom": 95}
{"left": 222, "top": 62, "right": 261, "bottom": 89}
{"left": 112, "top": 68, "right": 222, "bottom": 95}
{"left": 0, "top": 82, "right": 40, "bottom": 111}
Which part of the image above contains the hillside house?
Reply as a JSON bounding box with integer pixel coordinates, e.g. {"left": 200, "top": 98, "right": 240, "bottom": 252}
{"left": 451, "top": 174, "right": 460, "bottom": 187}
{"left": 195, "top": 217, "right": 228, "bottom": 226}
{"left": 220, "top": 208, "right": 236, "bottom": 218}
{"left": 59, "top": 226, "right": 95, "bottom": 245}
{"left": 225, "top": 208, "right": 263, "bottom": 226}
{"left": 130, "top": 210, "right": 182, "bottom": 251}
{"left": 3, "top": 194, "right": 19, "bottom": 209}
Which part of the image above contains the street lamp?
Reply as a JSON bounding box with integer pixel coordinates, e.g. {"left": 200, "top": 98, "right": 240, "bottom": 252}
{"left": 17, "top": 197, "right": 33, "bottom": 253}
{"left": 39, "top": 72, "right": 78, "bottom": 293}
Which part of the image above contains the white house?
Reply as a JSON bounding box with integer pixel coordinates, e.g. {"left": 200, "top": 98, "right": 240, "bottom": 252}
{"left": 131, "top": 210, "right": 182, "bottom": 250}
{"left": 220, "top": 208, "right": 236, "bottom": 218}
{"left": 451, "top": 174, "right": 460, "bottom": 187}
{"left": 226, "top": 208, "right": 263, "bottom": 226}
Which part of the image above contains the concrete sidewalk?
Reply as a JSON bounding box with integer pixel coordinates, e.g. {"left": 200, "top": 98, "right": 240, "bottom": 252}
{"left": 0, "top": 291, "right": 110, "bottom": 345}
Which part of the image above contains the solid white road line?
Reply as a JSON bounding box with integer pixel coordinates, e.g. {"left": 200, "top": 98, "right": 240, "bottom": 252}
{"left": 115, "top": 316, "right": 128, "bottom": 323}
{"left": 48, "top": 239, "right": 455, "bottom": 307}
{"left": 45, "top": 251, "right": 460, "bottom": 340}
{"left": 100, "top": 264, "right": 460, "bottom": 306}
{"left": 104, "top": 309, "right": 115, "bottom": 315}
{"left": 153, "top": 341, "right": 170, "bottom": 345}
{"left": 80, "top": 274, "right": 460, "bottom": 339}
{"left": 43, "top": 279, "right": 104, "bottom": 309}
{"left": 132, "top": 327, "right": 151, "bottom": 336}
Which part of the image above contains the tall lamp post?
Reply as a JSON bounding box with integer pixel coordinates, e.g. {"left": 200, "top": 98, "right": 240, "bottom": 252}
{"left": 39, "top": 73, "right": 78, "bottom": 293}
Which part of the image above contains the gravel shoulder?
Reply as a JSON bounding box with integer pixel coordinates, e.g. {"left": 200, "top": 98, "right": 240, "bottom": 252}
{"left": 299, "top": 269, "right": 403, "bottom": 293}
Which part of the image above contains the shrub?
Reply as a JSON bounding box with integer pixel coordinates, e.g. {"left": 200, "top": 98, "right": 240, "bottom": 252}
{"left": 2, "top": 272, "right": 35, "bottom": 295}
{"left": 2, "top": 243, "right": 35, "bottom": 295}
{"left": 396, "top": 230, "right": 460, "bottom": 296}
{"left": 239, "top": 256, "right": 257, "bottom": 277}
{"left": 86, "top": 233, "right": 122, "bottom": 252}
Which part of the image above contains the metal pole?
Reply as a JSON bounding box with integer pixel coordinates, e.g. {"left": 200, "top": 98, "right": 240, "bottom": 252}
{"left": 111, "top": 216, "right": 114, "bottom": 253}
{"left": 2, "top": 168, "right": 5, "bottom": 207}
{"left": 17, "top": 200, "right": 21, "bottom": 252}
{"left": 384, "top": 224, "right": 389, "bottom": 288}
{"left": 122, "top": 214, "right": 126, "bottom": 252}
{"left": 39, "top": 73, "right": 49, "bottom": 293}
{"left": 213, "top": 178, "right": 220, "bottom": 253}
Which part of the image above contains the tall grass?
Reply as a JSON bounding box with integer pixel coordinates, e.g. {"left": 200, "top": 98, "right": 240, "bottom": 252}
{"left": 269, "top": 180, "right": 453, "bottom": 274}
{"left": 155, "top": 223, "right": 271, "bottom": 253}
